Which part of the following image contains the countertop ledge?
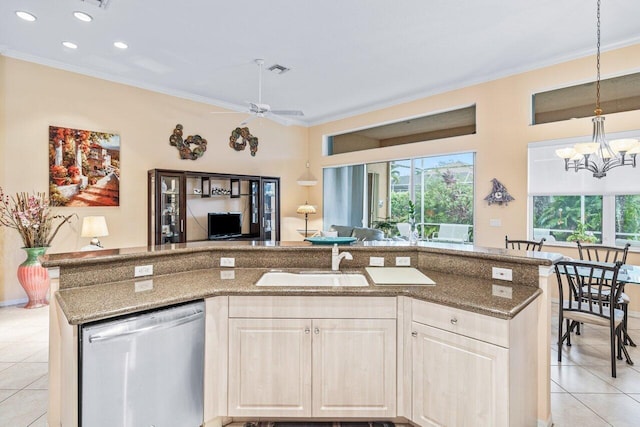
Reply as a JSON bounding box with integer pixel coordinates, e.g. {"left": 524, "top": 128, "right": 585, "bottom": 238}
{"left": 55, "top": 267, "right": 542, "bottom": 325}
{"left": 43, "top": 240, "right": 561, "bottom": 268}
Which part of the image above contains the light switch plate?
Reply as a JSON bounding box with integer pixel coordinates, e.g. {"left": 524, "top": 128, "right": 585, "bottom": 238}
{"left": 489, "top": 218, "right": 502, "bottom": 227}
{"left": 369, "top": 257, "right": 385, "bottom": 267}
{"left": 492, "top": 267, "right": 513, "bottom": 281}
{"left": 134, "top": 265, "right": 153, "bottom": 277}
{"left": 220, "top": 257, "right": 235, "bottom": 267}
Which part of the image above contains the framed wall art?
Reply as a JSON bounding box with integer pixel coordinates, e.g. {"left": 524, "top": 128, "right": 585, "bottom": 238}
{"left": 49, "top": 125, "right": 121, "bottom": 207}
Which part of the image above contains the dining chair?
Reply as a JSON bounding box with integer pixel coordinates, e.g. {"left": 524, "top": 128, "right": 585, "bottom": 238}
{"left": 576, "top": 242, "right": 634, "bottom": 346}
{"left": 505, "top": 236, "right": 546, "bottom": 251}
{"left": 554, "top": 260, "right": 631, "bottom": 377}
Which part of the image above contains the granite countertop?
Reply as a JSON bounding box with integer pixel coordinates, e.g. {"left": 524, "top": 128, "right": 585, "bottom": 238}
{"left": 56, "top": 266, "right": 542, "bottom": 325}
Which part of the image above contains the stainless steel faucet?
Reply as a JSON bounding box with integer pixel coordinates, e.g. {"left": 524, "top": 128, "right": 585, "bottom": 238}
{"left": 331, "top": 244, "right": 353, "bottom": 271}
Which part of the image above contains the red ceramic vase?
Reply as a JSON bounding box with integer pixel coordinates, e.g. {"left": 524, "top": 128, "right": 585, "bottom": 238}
{"left": 16, "top": 247, "right": 50, "bottom": 309}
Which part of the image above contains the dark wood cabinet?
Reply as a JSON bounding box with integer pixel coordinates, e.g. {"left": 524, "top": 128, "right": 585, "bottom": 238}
{"left": 148, "top": 169, "right": 280, "bottom": 246}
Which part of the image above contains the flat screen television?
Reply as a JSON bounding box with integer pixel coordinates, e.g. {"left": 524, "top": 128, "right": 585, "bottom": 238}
{"left": 208, "top": 212, "right": 242, "bottom": 240}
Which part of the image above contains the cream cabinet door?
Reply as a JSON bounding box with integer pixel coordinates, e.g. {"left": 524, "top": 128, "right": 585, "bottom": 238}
{"left": 412, "top": 321, "right": 509, "bottom": 427}
{"left": 312, "top": 318, "right": 396, "bottom": 418}
{"left": 228, "top": 318, "right": 312, "bottom": 417}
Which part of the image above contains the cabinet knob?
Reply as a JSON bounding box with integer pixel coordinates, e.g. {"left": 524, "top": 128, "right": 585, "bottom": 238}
{"left": 411, "top": 331, "right": 418, "bottom": 337}
{"left": 304, "top": 328, "right": 310, "bottom": 334}
{"left": 450, "top": 317, "right": 458, "bottom": 325}
{"left": 314, "top": 328, "right": 320, "bottom": 334}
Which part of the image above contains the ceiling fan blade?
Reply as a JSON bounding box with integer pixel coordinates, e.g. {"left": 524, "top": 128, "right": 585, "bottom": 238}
{"left": 265, "top": 112, "right": 294, "bottom": 126}
{"left": 270, "top": 110, "right": 304, "bottom": 116}
{"left": 240, "top": 115, "right": 258, "bottom": 126}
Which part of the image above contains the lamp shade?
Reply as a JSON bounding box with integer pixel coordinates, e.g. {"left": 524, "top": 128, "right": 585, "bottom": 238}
{"left": 81, "top": 216, "right": 109, "bottom": 238}
{"left": 296, "top": 204, "right": 316, "bottom": 215}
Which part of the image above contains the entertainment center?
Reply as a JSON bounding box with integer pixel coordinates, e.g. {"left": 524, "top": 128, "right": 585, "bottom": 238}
{"left": 148, "top": 169, "right": 280, "bottom": 245}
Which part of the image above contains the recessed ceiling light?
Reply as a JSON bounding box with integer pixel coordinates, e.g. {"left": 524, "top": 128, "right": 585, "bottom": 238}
{"left": 16, "top": 11, "right": 37, "bottom": 22}
{"left": 62, "top": 41, "right": 78, "bottom": 49}
{"left": 113, "top": 41, "right": 128, "bottom": 49}
{"left": 73, "top": 11, "right": 93, "bottom": 22}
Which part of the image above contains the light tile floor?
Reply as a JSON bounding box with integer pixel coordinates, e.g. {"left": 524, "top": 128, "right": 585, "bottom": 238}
{"left": 0, "top": 302, "right": 639, "bottom": 426}
{"left": 551, "top": 303, "right": 640, "bottom": 427}
{"left": 0, "top": 305, "right": 49, "bottom": 427}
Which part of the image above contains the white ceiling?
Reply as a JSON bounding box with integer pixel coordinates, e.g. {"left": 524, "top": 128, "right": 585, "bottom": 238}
{"left": 2, "top": 0, "right": 640, "bottom": 126}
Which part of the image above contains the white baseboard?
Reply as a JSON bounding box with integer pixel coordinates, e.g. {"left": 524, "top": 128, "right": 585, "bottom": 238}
{"left": 0, "top": 297, "right": 28, "bottom": 308}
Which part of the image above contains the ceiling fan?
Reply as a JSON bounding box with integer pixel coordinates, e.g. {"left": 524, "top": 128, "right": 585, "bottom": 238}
{"left": 212, "top": 59, "right": 304, "bottom": 126}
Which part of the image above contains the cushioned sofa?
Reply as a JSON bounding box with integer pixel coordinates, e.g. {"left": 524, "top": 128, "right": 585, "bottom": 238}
{"left": 329, "top": 224, "right": 387, "bottom": 241}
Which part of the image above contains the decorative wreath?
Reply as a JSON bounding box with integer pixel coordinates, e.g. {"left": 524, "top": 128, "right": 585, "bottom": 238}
{"left": 229, "top": 127, "right": 259, "bottom": 157}
{"left": 169, "top": 124, "right": 208, "bottom": 160}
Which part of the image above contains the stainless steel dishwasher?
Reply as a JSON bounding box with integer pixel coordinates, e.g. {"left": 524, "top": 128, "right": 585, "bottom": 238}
{"left": 80, "top": 300, "right": 205, "bottom": 427}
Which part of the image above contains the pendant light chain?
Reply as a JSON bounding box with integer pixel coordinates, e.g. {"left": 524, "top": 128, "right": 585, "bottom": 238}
{"left": 595, "top": 0, "right": 602, "bottom": 115}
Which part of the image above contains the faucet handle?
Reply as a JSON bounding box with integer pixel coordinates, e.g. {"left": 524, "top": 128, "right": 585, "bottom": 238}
{"left": 332, "top": 243, "right": 338, "bottom": 255}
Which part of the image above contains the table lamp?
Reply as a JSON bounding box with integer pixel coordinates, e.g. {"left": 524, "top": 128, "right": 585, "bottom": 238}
{"left": 296, "top": 202, "right": 316, "bottom": 237}
{"left": 81, "top": 216, "right": 109, "bottom": 250}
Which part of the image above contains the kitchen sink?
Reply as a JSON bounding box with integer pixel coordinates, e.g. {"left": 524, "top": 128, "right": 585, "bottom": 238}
{"left": 255, "top": 271, "right": 369, "bottom": 287}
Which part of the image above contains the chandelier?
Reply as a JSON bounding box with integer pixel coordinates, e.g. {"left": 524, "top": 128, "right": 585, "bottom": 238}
{"left": 555, "top": 0, "right": 640, "bottom": 178}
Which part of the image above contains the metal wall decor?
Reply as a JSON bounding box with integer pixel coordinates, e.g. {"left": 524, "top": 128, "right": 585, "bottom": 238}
{"left": 484, "top": 178, "right": 514, "bottom": 205}
{"left": 169, "top": 124, "right": 208, "bottom": 160}
{"left": 229, "top": 127, "right": 259, "bottom": 157}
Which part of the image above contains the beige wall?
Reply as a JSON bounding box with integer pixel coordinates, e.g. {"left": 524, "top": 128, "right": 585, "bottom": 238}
{"left": 307, "top": 43, "right": 640, "bottom": 312}
{"left": 3, "top": 44, "right": 640, "bottom": 307}
{"left": 0, "top": 56, "right": 309, "bottom": 304}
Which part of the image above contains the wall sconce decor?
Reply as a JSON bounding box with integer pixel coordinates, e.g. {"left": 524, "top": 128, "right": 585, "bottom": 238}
{"left": 229, "top": 127, "right": 259, "bottom": 156}
{"left": 484, "top": 178, "right": 514, "bottom": 206}
{"left": 169, "top": 124, "right": 208, "bottom": 160}
{"left": 296, "top": 161, "right": 318, "bottom": 186}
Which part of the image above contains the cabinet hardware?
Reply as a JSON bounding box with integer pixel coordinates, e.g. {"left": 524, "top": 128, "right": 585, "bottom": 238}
{"left": 450, "top": 317, "right": 458, "bottom": 325}
{"left": 314, "top": 328, "right": 320, "bottom": 334}
{"left": 411, "top": 331, "right": 418, "bottom": 337}
{"left": 304, "top": 327, "right": 310, "bottom": 334}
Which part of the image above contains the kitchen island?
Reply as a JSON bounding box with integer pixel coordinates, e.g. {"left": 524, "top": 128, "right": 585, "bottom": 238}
{"left": 44, "top": 241, "right": 561, "bottom": 427}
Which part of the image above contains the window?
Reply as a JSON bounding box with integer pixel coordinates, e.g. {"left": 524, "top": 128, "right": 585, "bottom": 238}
{"left": 528, "top": 131, "right": 640, "bottom": 248}
{"left": 615, "top": 195, "right": 640, "bottom": 246}
{"left": 532, "top": 196, "right": 603, "bottom": 243}
{"left": 322, "top": 153, "right": 475, "bottom": 241}
{"left": 532, "top": 72, "right": 640, "bottom": 125}
{"left": 326, "top": 105, "right": 476, "bottom": 155}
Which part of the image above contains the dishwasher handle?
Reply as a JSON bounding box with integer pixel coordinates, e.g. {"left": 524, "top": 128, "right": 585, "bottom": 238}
{"left": 88, "top": 309, "right": 203, "bottom": 344}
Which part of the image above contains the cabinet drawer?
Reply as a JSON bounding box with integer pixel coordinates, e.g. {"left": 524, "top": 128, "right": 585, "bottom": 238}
{"left": 229, "top": 296, "right": 397, "bottom": 319}
{"left": 411, "top": 299, "right": 509, "bottom": 347}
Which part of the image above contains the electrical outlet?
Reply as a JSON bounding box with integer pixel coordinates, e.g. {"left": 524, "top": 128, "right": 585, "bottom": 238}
{"left": 134, "top": 279, "right": 154, "bottom": 292}
{"left": 369, "top": 257, "right": 385, "bottom": 267}
{"left": 220, "top": 270, "right": 235, "bottom": 280}
{"left": 492, "top": 267, "right": 513, "bottom": 281}
{"left": 492, "top": 284, "right": 513, "bottom": 299}
{"left": 134, "top": 265, "right": 153, "bottom": 277}
{"left": 220, "top": 257, "right": 235, "bottom": 267}
{"left": 395, "top": 257, "right": 411, "bottom": 266}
